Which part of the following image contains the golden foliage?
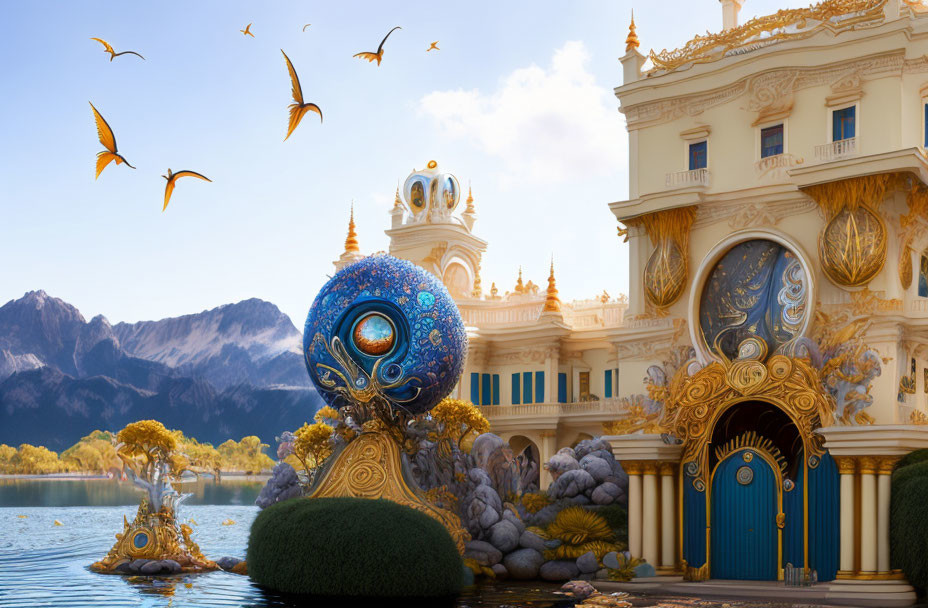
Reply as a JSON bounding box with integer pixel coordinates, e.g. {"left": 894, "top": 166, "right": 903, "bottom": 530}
{"left": 314, "top": 405, "right": 339, "bottom": 423}
{"left": 430, "top": 398, "right": 490, "bottom": 447}
{"left": 524, "top": 525, "right": 550, "bottom": 540}
{"left": 117, "top": 420, "right": 176, "bottom": 457}
{"left": 172, "top": 432, "right": 222, "bottom": 479}
{"left": 607, "top": 554, "right": 644, "bottom": 582}
{"left": 217, "top": 436, "right": 275, "bottom": 474}
{"left": 60, "top": 431, "right": 119, "bottom": 474}
{"left": 520, "top": 492, "right": 552, "bottom": 514}
{"left": 291, "top": 422, "right": 334, "bottom": 475}
{"left": 3, "top": 444, "right": 65, "bottom": 474}
{"left": 546, "top": 506, "right": 614, "bottom": 546}
{"left": 546, "top": 539, "right": 620, "bottom": 561}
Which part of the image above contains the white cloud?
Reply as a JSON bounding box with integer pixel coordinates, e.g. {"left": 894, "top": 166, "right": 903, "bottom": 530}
{"left": 419, "top": 41, "right": 624, "bottom": 185}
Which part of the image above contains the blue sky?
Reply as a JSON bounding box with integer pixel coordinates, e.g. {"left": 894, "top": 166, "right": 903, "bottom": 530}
{"left": 0, "top": 0, "right": 809, "bottom": 325}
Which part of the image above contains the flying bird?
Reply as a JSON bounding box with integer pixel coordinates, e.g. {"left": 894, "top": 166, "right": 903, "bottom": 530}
{"left": 281, "top": 50, "right": 323, "bottom": 141}
{"left": 353, "top": 26, "right": 401, "bottom": 66}
{"left": 162, "top": 169, "right": 211, "bottom": 211}
{"left": 302, "top": 23, "right": 311, "bottom": 32}
{"left": 240, "top": 23, "right": 254, "bottom": 37}
{"left": 90, "top": 38, "right": 145, "bottom": 61}
{"left": 90, "top": 102, "right": 135, "bottom": 179}
{"left": 427, "top": 41, "right": 439, "bottom": 52}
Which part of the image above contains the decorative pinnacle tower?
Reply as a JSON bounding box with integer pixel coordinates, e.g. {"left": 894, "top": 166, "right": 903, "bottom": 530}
{"left": 514, "top": 266, "right": 525, "bottom": 294}
{"left": 393, "top": 183, "right": 402, "bottom": 209}
{"left": 543, "top": 257, "right": 562, "bottom": 313}
{"left": 345, "top": 203, "right": 360, "bottom": 254}
{"left": 465, "top": 184, "right": 475, "bottom": 214}
{"left": 626, "top": 10, "right": 639, "bottom": 52}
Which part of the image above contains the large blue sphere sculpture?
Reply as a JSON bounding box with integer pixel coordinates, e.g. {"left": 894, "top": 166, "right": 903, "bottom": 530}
{"left": 303, "top": 255, "right": 467, "bottom": 415}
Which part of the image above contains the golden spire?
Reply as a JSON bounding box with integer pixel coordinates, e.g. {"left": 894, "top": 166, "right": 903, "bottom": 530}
{"left": 465, "top": 182, "right": 475, "bottom": 214}
{"left": 344, "top": 203, "right": 360, "bottom": 254}
{"left": 472, "top": 265, "right": 483, "bottom": 298}
{"left": 625, "top": 9, "right": 639, "bottom": 52}
{"left": 514, "top": 266, "right": 524, "bottom": 294}
{"left": 543, "top": 257, "right": 561, "bottom": 313}
{"left": 393, "top": 182, "right": 402, "bottom": 209}
{"left": 490, "top": 282, "right": 498, "bottom": 298}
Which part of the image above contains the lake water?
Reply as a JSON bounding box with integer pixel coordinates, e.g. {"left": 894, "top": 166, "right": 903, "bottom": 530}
{"left": 0, "top": 479, "right": 894, "bottom": 607}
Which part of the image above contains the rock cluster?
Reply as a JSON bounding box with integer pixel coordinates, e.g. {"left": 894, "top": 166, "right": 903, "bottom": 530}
{"left": 255, "top": 462, "right": 302, "bottom": 509}
{"left": 114, "top": 558, "right": 183, "bottom": 575}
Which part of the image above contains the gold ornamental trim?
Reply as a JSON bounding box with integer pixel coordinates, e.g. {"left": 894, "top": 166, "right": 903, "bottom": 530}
{"left": 835, "top": 456, "right": 857, "bottom": 475}
{"left": 628, "top": 206, "right": 697, "bottom": 310}
{"left": 308, "top": 421, "right": 470, "bottom": 554}
{"left": 647, "top": 0, "right": 887, "bottom": 75}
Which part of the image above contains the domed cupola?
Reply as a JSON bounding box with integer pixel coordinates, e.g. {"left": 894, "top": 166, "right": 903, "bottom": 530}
{"left": 402, "top": 160, "right": 461, "bottom": 224}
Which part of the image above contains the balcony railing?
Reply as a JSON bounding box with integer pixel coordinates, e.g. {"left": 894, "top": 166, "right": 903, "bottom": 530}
{"left": 481, "top": 399, "right": 631, "bottom": 420}
{"left": 814, "top": 137, "right": 857, "bottom": 162}
{"left": 665, "top": 168, "right": 709, "bottom": 189}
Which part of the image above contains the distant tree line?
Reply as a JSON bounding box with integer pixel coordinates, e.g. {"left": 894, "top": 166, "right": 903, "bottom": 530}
{"left": 0, "top": 427, "right": 276, "bottom": 476}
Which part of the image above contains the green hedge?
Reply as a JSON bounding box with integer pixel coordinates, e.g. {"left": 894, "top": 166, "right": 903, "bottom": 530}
{"left": 247, "top": 497, "right": 464, "bottom": 597}
{"left": 891, "top": 452, "right": 928, "bottom": 591}
{"left": 591, "top": 504, "right": 628, "bottom": 548}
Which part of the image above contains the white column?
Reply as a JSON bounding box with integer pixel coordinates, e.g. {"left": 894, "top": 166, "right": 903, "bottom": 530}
{"left": 859, "top": 457, "right": 878, "bottom": 574}
{"left": 660, "top": 462, "right": 676, "bottom": 571}
{"left": 838, "top": 457, "right": 856, "bottom": 576}
{"left": 539, "top": 432, "right": 557, "bottom": 490}
{"left": 642, "top": 463, "right": 659, "bottom": 567}
{"left": 627, "top": 462, "right": 643, "bottom": 559}
{"left": 877, "top": 457, "right": 895, "bottom": 573}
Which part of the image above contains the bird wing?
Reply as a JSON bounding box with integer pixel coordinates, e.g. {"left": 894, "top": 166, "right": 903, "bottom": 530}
{"left": 376, "top": 26, "right": 401, "bottom": 54}
{"left": 173, "top": 170, "right": 211, "bottom": 183}
{"left": 163, "top": 179, "right": 176, "bottom": 211}
{"left": 303, "top": 23, "right": 311, "bottom": 31}
{"left": 113, "top": 50, "right": 145, "bottom": 60}
{"left": 353, "top": 51, "right": 380, "bottom": 63}
{"left": 89, "top": 102, "right": 118, "bottom": 154}
{"left": 285, "top": 104, "right": 305, "bottom": 141}
{"left": 95, "top": 152, "right": 117, "bottom": 179}
{"left": 90, "top": 38, "right": 114, "bottom": 54}
{"left": 281, "top": 50, "right": 303, "bottom": 105}
{"left": 304, "top": 103, "right": 323, "bottom": 122}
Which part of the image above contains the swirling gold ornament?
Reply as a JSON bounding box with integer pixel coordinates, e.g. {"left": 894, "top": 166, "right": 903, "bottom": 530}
{"left": 636, "top": 207, "right": 697, "bottom": 310}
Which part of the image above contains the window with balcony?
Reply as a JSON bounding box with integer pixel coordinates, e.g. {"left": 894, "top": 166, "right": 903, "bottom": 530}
{"left": 832, "top": 106, "right": 855, "bottom": 141}
{"left": 557, "top": 373, "right": 567, "bottom": 403}
{"left": 761, "top": 124, "right": 784, "bottom": 158}
{"left": 471, "top": 373, "right": 499, "bottom": 405}
{"left": 578, "top": 371, "right": 590, "bottom": 400}
{"left": 920, "top": 252, "right": 928, "bottom": 298}
{"left": 688, "top": 140, "right": 707, "bottom": 170}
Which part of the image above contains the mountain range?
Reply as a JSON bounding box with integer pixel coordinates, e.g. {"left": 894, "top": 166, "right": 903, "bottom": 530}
{"left": 0, "top": 290, "right": 322, "bottom": 451}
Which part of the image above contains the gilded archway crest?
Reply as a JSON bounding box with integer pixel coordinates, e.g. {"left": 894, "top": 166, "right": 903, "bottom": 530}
{"left": 661, "top": 355, "right": 835, "bottom": 481}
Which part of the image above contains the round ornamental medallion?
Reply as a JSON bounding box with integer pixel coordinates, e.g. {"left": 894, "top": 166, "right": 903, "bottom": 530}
{"left": 736, "top": 466, "right": 754, "bottom": 485}
{"left": 742, "top": 451, "right": 754, "bottom": 463}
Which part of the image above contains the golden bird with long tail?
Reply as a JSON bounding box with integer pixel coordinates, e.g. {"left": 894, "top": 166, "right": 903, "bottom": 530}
{"left": 90, "top": 38, "right": 145, "bottom": 61}
{"left": 427, "top": 41, "right": 439, "bottom": 52}
{"left": 162, "top": 169, "right": 211, "bottom": 211}
{"left": 90, "top": 102, "right": 135, "bottom": 179}
{"left": 281, "top": 50, "right": 322, "bottom": 141}
{"left": 302, "top": 23, "right": 311, "bottom": 32}
{"left": 354, "top": 26, "right": 401, "bottom": 66}
{"left": 240, "top": 23, "right": 254, "bottom": 37}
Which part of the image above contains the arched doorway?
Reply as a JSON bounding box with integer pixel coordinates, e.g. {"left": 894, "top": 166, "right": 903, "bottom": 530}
{"left": 508, "top": 435, "right": 540, "bottom": 491}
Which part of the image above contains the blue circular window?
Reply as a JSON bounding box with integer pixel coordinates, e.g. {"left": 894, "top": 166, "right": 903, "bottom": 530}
{"left": 132, "top": 531, "right": 149, "bottom": 549}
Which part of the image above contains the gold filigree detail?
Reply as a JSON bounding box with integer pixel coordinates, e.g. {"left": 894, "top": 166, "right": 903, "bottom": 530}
{"left": 647, "top": 0, "right": 888, "bottom": 75}
{"left": 308, "top": 421, "right": 470, "bottom": 553}
{"left": 849, "top": 288, "right": 902, "bottom": 315}
{"left": 714, "top": 431, "right": 787, "bottom": 476}
{"left": 639, "top": 207, "right": 697, "bottom": 310}
{"left": 683, "top": 559, "right": 710, "bottom": 581}
{"left": 910, "top": 409, "right": 928, "bottom": 425}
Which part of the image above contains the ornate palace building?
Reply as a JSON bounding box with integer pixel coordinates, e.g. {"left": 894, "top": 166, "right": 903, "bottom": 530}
{"left": 605, "top": 0, "right": 928, "bottom": 603}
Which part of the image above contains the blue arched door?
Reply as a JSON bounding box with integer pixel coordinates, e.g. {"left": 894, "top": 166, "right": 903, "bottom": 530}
{"left": 710, "top": 448, "right": 779, "bottom": 580}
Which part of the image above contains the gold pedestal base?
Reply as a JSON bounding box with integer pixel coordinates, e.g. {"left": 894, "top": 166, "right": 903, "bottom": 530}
{"left": 308, "top": 422, "right": 470, "bottom": 553}
{"left": 90, "top": 500, "right": 217, "bottom": 574}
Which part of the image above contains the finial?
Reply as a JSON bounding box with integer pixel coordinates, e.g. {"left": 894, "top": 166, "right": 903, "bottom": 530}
{"left": 465, "top": 181, "right": 475, "bottom": 214}
{"left": 472, "top": 265, "right": 483, "bottom": 298}
{"left": 625, "top": 9, "right": 639, "bottom": 52}
{"left": 544, "top": 256, "right": 561, "bottom": 313}
{"left": 393, "top": 182, "right": 402, "bottom": 208}
{"left": 514, "top": 266, "right": 524, "bottom": 294}
{"left": 490, "top": 282, "right": 498, "bottom": 298}
{"left": 344, "top": 202, "right": 360, "bottom": 254}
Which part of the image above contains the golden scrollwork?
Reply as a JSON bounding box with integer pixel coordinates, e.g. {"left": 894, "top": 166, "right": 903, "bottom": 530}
{"left": 682, "top": 559, "right": 710, "bottom": 582}
{"left": 661, "top": 355, "right": 834, "bottom": 484}
{"left": 899, "top": 181, "right": 928, "bottom": 289}
{"left": 835, "top": 456, "right": 857, "bottom": 475}
{"left": 308, "top": 419, "right": 470, "bottom": 554}
{"left": 910, "top": 409, "right": 928, "bottom": 425}
{"left": 647, "top": 0, "right": 887, "bottom": 75}
{"left": 635, "top": 206, "right": 697, "bottom": 310}
{"left": 804, "top": 174, "right": 895, "bottom": 287}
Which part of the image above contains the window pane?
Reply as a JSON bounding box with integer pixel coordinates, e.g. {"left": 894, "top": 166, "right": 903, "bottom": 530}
{"left": 604, "top": 369, "right": 613, "bottom": 398}
{"left": 535, "top": 372, "right": 545, "bottom": 403}
{"left": 522, "top": 371, "right": 533, "bottom": 404}
{"left": 833, "top": 107, "right": 855, "bottom": 141}
{"left": 761, "top": 124, "right": 783, "bottom": 158}
{"left": 688, "top": 141, "right": 707, "bottom": 170}
{"left": 492, "top": 374, "right": 500, "bottom": 405}
{"left": 481, "top": 374, "right": 491, "bottom": 406}
{"left": 511, "top": 373, "right": 520, "bottom": 405}
{"left": 470, "top": 373, "right": 479, "bottom": 404}
{"left": 558, "top": 373, "right": 567, "bottom": 403}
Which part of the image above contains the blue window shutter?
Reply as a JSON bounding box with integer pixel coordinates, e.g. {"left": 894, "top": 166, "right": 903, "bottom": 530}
{"left": 523, "top": 371, "right": 533, "bottom": 404}
{"left": 535, "top": 371, "right": 545, "bottom": 403}
{"left": 511, "top": 373, "right": 521, "bottom": 405}
{"left": 492, "top": 375, "right": 500, "bottom": 405}
{"left": 470, "top": 373, "right": 479, "bottom": 404}
{"left": 832, "top": 109, "right": 840, "bottom": 141}
{"left": 847, "top": 106, "right": 855, "bottom": 138}
{"left": 481, "top": 374, "right": 491, "bottom": 406}
{"left": 604, "top": 369, "right": 613, "bottom": 399}
{"left": 558, "top": 373, "right": 567, "bottom": 403}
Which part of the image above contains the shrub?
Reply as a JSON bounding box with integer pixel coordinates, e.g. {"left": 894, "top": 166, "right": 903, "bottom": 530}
{"left": 891, "top": 458, "right": 928, "bottom": 590}
{"left": 547, "top": 506, "right": 614, "bottom": 545}
{"left": 247, "top": 497, "right": 464, "bottom": 597}
{"left": 896, "top": 448, "right": 928, "bottom": 471}
{"left": 521, "top": 492, "right": 551, "bottom": 514}
{"left": 592, "top": 504, "right": 628, "bottom": 549}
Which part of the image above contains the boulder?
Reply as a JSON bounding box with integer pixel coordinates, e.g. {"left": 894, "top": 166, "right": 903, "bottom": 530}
{"left": 491, "top": 563, "right": 509, "bottom": 580}
{"left": 602, "top": 551, "right": 621, "bottom": 570}
{"left": 129, "top": 559, "right": 149, "bottom": 573}
{"left": 634, "top": 562, "right": 657, "bottom": 578}
{"left": 216, "top": 556, "right": 244, "bottom": 571}
{"left": 468, "top": 467, "right": 492, "bottom": 487}
{"left": 114, "top": 561, "right": 133, "bottom": 574}
{"left": 575, "top": 438, "right": 612, "bottom": 460}
{"left": 543, "top": 538, "right": 563, "bottom": 549}
{"left": 548, "top": 469, "right": 596, "bottom": 499}
{"left": 579, "top": 455, "right": 613, "bottom": 483}
{"left": 471, "top": 433, "right": 506, "bottom": 468}
{"left": 556, "top": 447, "right": 577, "bottom": 460}
{"left": 140, "top": 560, "right": 167, "bottom": 575}
{"left": 162, "top": 559, "right": 182, "bottom": 574}
{"left": 255, "top": 462, "right": 302, "bottom": 509}
{"left": 488, "top": 519, "right": 520, "bottom": 553}
{"left": 591, "top": 482, "right": 622, "bottom": 505}
{"left": 503, "top": 548, "right": 545, "bottom": 580}
{"left": 540, "top": 560, "right": 580, "bottom": 581}
{"left": 501, "top": 508, "right": 526, "bottom": 535}
{"left": 576, "top": 550, "right": 599, "bottom": 574}
{"left": 546, "top": 453, "right": 580, "bottom": 480}
{"left": 569, "top": 494, "right": 592, "bottom": 506}
{"left": 519, "top": 530, "right": 547, "bottom": 553}
{"left": 560, "top": 580, "right": 596, "bottom": 599}
{"left": 464, "top": 540, "right": 502, "bottom": 566}
{"left": 595, "top": 568, "right": 610, "bottom": 580}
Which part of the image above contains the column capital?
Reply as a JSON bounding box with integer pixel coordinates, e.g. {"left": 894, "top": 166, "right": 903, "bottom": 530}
{"left": 642, "top": 461, "right": 660, "bottom": 475}
{"left": 623, "top": 460, "right": 644, "bottom": 475}
{"left": 878, "top": 456, "right": 901, "bottom": 475}
{"left": 659, "top": 461, "right": 676, "bottom": 476}
{"left": 859, "top": 455, "right": 878, "bottom": 475}
{"left": 835, "top": 456, "right": 857, "bottom": 475}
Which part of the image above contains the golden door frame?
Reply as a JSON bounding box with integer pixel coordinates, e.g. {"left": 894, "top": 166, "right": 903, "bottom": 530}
{"left": 662, "top": 355, "right": 835, "bottom": 581}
